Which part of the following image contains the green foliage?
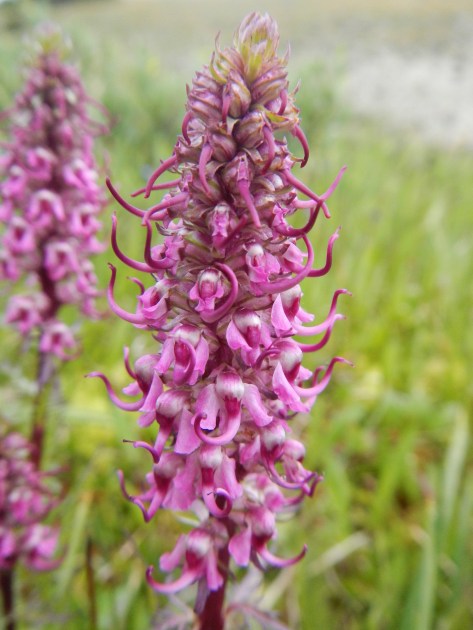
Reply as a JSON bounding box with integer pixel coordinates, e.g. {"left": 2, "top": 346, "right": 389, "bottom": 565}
{"left": 1, "top": 3, "right": 472, "bottom": 629}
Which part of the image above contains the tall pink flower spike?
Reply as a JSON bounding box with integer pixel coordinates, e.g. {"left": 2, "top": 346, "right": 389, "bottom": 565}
{"left": 96, "top": 13, "right": 350, "bottom": 628}
{"left": 0, "top": 26, "right": 109, "bottom": 360}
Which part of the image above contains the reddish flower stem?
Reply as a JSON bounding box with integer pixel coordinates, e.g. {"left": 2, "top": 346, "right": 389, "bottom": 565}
{"left": 197, "top": 547, "right": 229, "bottom": 630}
{"left": 1, "top": 568, "right": 15, "bottom": 630}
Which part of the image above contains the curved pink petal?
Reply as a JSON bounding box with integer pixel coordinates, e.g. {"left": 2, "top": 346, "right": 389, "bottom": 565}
{"left": 144, "top": 154, "right": 178, "bottom": 198}
{"left": 294, "top": 357, "right": 353, "bottom": 398}
{"left": 194, "top": 411, "right": 241, "bottom": 446}
{"left": 106, "top": 264, "right": 146, "bottom": 326}
{"left": 111, "top": 213, "right": 154, "bottom": 272}
{"left": 86, "top": 372, "right": 145, "bottom": 411}
{"left": 229, "top": 527, "right": 252, "bottom": 567}
{"left": 146, "top": 565, "right": 199, "bottom": 594}
{"left": 200, "top": 263, "right": 239, "bottom": 324}
{"left": 242, "top": 384, "right": 273, "bottom": 426}
{"left": 258, "top": 543, "right": 307, "bottom": 568}
{"left": 106, "top": 178, "right": 145, "bottom": 218}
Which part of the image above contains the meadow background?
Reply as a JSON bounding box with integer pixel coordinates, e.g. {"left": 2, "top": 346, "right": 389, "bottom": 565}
{"left": 0, "top": 0, "right": 472, "bottom": 628}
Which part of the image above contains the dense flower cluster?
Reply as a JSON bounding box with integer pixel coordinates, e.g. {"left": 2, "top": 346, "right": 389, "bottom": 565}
{"left": 0, "top": 431, "right": 60, "bottom": 572}
{"left": 94, "top": 12, "right": 348, "bottom": 613}
{"left": 0, "top": 29, "right": 108, "bottom": 359}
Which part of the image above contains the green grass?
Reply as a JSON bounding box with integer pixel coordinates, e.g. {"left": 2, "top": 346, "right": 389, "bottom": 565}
{"left": 1, "top": 2, "right": 472, "bottom": 629}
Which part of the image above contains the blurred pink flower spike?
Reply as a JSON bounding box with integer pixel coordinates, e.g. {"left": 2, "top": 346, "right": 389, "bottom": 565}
{"left": 0, "top": 25, "right": 109, "bottom": 360}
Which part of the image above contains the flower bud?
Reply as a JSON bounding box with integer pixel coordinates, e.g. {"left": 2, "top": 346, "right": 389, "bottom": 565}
{"left": 208, "top": 127, "right": 237, "bottom": 162}
{"left": 223, "top": 69, "right": 251, "bottom": 119}
{"left": 233, "top": 111, "right": 265, "bottom": 148}
{"left": 233, "top": 309, "right": 261, "bottom": 348}
{"left": 234, "top": 12, "right": 280, "bottom": 82}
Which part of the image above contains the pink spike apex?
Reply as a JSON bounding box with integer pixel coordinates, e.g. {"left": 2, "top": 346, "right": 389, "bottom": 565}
{"left": 0, "top": 26, "right": 109, "bottom": 360}
{"left": 101, "top": 12, "right": 349, "bottom": 628}
{"left": 0, "top": 432, "right": 62, "bottom": 572}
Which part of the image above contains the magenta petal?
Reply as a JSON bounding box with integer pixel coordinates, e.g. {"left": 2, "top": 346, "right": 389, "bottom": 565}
{"left": 259, "top": 543, "right": 307, "bottom": 568}
{"left": 243, "top": 384, "right": 272, "bottom": 426}
{"left": 160, "top": 535, "right": 187, "bottom": 572}
{"left": 195, "top": 411, "right": 241, "bottom": 445}
{"left": 154, "top": 340, "right": 174, "bottom": 375}
{"left": 195, "top": 336, "right": 210, "bottom": 375}
{"left": 271, "top": 294, "right": 293, "bottom": 335}
{"left": 226, "top": 319, "right": 251, "bottom": 352}
{"left": 229, "top": 527, "right": 252, "bottom": 567}
{"left": 86, "top": 372, "right": 145, "bottom": 411}
{"left": 175, "top": 409, "right": 201, "bottom": 454}
{"left": 202, "top": 484, "right": 232, "bottom": 517}
{"left": 272, "top": 363, "right": 308, "bottom": 413}
{"left": 294, "top": 357, "right": 352, "bottom": 398}
{"left": 146, "top": 565, "right": 198, "bottom": 594}
{"left": 140, "top": 372, "right": 164, "bottom": 412}
{"left": 215, "top": 454, "right": 242, "bottom": 499}
{"left": 196, "top": 385, "right": 219, "bottom": 430}
{"left": 206, "top": 548, "right": 224, "bottom": 591}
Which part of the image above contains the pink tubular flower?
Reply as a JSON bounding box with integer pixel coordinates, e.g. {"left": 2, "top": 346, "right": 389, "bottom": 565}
{"left": 97, "top": 12, "right": 349, "bottom": 627}
{"left": 0, "top": 26, "right": 108, "bottom": 360}
{"left": 0, "top": 432, "right": 61, "bottom": 572}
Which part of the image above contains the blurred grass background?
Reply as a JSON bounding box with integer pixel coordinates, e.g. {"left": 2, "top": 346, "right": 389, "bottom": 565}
{"left": 0, "top": 1, "right": 472, "bottom": 628}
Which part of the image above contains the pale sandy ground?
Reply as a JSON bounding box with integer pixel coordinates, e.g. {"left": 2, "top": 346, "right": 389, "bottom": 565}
{"left": 54, "top": 0, "right": 473, "bottom": 150}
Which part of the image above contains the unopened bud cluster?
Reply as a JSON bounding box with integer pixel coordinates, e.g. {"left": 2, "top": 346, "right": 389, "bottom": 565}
{"left": 97, "top": 12, "right": 348, "bottom": 607}
{"left": 0, "top": 29, "right": 107, "bottom": 359}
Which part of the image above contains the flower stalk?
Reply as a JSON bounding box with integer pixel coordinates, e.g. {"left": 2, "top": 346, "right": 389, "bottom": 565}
{"left": 99, "top": 12, "right": 348, "bottom": 626}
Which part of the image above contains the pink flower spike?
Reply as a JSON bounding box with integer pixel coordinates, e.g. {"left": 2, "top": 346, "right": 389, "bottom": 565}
{"left": 100, "top": 13, "right": 350, "bottom": 614}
